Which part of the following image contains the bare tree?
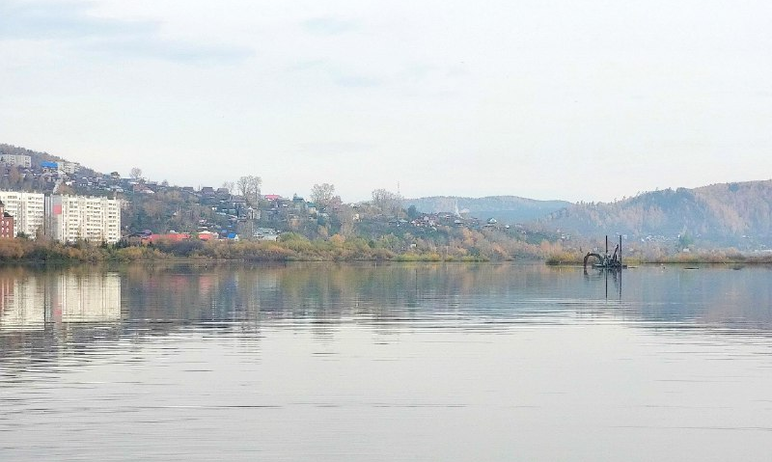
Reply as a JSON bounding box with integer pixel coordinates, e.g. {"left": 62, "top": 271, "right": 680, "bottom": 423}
{"left": 222, "top": 181, "right": 235, "bottom": 195}
{"left": 130, "top": 167, "right": 143, "bottom": 182}
{"left": 372, "top": 188, "right": 403, "bottom": 215}
{"left": 237, "top": 175, "right": 262, "bottom": 207}
{"left": 310, "top": 183, "right": 337, "bottom": 209}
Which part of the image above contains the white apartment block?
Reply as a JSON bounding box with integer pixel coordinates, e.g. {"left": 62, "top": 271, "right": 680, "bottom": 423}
{"left": 0, "top": 154, "right": 32, "bottom": 168}
{"left": 60, "top": 161, "right": 80, "bottom": 175}
{"left": 0, "top": 191, "right": 45, "bottom": 237}
{"left": 46, "top": 195, "right": 121, "bottom": 244}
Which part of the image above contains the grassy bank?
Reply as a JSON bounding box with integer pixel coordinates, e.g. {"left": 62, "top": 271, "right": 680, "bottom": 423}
{"left": 0, "top": 236, "right": 495, "bottom": 264}
{"left": 546, "top": 249, "right": 772, "bottom": 266}
{"left": 10, "top": 236, "right": 766, "bottom": 266}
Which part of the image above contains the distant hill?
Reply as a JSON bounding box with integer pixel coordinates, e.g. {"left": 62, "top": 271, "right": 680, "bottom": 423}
{"left": 404, "top": 196, "right": 572, "bottom": 224}
{"left": 536, "top": 180, "right": 772, "bottom": 248}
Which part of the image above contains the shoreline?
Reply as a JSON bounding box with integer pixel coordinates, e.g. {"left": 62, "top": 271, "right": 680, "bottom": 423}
{"left": 2, "top": 238, "right": 770, "bottom": 266}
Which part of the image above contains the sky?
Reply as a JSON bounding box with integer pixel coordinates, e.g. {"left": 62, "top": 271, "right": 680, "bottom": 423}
{"left": 1, "top": 0, "right": 771, "bottom": 203}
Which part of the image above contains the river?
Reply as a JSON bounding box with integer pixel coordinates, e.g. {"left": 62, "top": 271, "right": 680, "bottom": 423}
{"left": 1, "top": 263, "right": 771, "bottom": 461}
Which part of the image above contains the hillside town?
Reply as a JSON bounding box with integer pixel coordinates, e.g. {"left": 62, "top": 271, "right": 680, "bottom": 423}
{"left": 0, "top": 146, "right": 509, "bottom": 247}
{"left": 4, "top": 143, "right": 772, "bottom": 260}
{"left": 0, "top": 150, "right": 121, "bottom": 244}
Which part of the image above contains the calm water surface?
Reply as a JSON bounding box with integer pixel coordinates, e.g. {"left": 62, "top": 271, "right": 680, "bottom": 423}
{"left": 1, "top": 263, "right": 772, "bottom": 461}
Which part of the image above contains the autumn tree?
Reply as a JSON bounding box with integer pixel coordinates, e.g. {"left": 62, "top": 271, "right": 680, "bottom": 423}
{"left": 237, "top": 175, "right": 262, "bottom": 207}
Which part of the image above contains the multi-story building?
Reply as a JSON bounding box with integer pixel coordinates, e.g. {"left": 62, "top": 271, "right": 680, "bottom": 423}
{"left": 60, "top": 161, "right": 80, "bottom": 175}
{"left": 0, "top": 191, "right": 45, "bottom": 237}
{"left": 0, "top": 154, "right": 32, "bottom": 168}
{"left": 46, "top": 195, "right": 121, "bottom": 244}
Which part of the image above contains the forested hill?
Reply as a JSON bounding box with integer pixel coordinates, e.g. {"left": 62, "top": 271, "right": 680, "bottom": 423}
{"left": 536, "top": 180, "right": 772, "bottom": 248}
{"left": 404, "top": 196, "right": 572, "bottom": 224}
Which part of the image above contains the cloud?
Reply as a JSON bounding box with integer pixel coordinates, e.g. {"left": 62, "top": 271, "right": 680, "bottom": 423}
{"left": 302, "top": 17, "right": 357, "bottom": 35}
{"left": 0, "top": 0, "right": 253, "bottom": 64}
{"left": 0, "top": 1, "right": 157, "bottom": 40}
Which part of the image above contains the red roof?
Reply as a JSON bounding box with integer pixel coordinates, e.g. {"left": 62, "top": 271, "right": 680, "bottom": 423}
{"left": 145, "top": 233, "right": 190, "bottom": 243}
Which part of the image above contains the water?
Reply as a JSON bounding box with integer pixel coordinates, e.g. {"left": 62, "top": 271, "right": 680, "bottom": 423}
{"left": 1, "top": 263, "right": 772, "bottom": 461}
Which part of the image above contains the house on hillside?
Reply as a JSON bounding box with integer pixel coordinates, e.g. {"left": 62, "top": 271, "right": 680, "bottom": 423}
{"left": 306, "top": 202, "right": 318, "bottom": 217}
{"left": 142, "top": 233, "right": 190, "bottom": 244}
{"left": 132, "top": 183, "right": 154, "bottom": 194}
{"left": 255, "top": 228, "right": 279, "bottom": 241}
{"left": 198, "top": 230, "right": 218, "bottom": 241}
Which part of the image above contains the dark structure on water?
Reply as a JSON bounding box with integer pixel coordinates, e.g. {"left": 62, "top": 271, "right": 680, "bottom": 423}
{"left": 583, "top": 235, "right": 626, "bottom": 271}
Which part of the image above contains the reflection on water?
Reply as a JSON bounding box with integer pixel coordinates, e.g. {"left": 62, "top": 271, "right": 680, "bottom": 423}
{"left": 0, "top": 271, "right": 121, "bottom": 330}
{"left": 1, "top": 263, "right": 772, "bottom": 462}
{"left": 584, "top": 267, "right": 623, "bottom": 300}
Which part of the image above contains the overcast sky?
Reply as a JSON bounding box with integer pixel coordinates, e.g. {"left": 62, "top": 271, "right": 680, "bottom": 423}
{"left": 1, "top": 0, "right": 771, "bottom": 202}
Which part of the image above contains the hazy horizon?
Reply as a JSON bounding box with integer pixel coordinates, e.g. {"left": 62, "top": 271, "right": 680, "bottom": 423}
{"left": 2, "top": 0, "right": 771, "bottom": 203}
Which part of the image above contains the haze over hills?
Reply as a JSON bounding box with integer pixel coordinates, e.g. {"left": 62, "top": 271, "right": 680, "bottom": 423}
{"left": 404, "top": 196, "right": 572, "bottom": 224}
{"left": 535, "top": 180, "right": 772, "bottom": 249}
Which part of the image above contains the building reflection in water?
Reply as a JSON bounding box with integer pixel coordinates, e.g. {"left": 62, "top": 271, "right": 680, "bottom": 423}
{"left": 0, "top": 272, "right": 121, "bottom": 330}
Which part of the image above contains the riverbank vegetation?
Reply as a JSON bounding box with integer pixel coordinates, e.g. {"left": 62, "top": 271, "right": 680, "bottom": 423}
{"left": 4, "top": 233, "right": 772, "bottom": 265}
{"left": 0, "top": 231, "right": 548, "bottom": 263}
{"left": 545, "top": 248, "right": 772, "bottom": 265}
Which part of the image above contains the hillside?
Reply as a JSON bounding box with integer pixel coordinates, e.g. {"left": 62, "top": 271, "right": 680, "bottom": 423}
{"left": 0, "top": 143, "right": 67, "bottom": 165}
{"left": 404, "top": 196, "right": 571, "bottom": 224}
{"left": 536, "top": 180, "right": 772, "bottom": 249}
{"left": 6, "top": 142, "right": 772, "bottom": 252}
